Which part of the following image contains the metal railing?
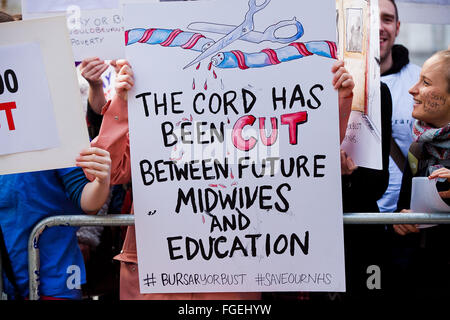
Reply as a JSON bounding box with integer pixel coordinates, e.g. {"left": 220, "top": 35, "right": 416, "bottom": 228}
{"left": 1, "top": 212, "right": 447, "bottom": 300}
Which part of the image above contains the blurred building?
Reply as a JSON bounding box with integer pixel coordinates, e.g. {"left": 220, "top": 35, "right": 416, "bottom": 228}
{"left": 396, "top": 0, "right": 450, "bottom": 66}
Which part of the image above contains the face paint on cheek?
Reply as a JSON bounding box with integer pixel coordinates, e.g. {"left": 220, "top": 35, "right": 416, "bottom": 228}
{"left": 431, "top": 92, "right": 447, "bottom": 105}
{"left": 423, "top": 91, "right": 446, "bottom": 111}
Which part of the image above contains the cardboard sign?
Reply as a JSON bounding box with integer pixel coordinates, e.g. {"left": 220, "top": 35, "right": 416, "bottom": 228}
{"left": 337, "top": 0, "right": 382, "bottom": 170}
{"left": 0, "top": 17, "right": 90, "bottom": 175}
{"left": 0, "top": 43, "right": 60, "bottom": 156}
{"left": 125, "top": 0, "right": 346, "bottom": 294}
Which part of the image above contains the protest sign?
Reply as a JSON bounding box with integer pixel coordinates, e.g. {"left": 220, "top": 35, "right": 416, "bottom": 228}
{"left": 0, "top": 17, "right": 90, "bottom": 175}
{"left": 125, "top": 0, "right": 346, "bottom": 293}
{"left": 337, "top": 0, "right": 382, "bottom": 169}
{"left": 22, "top": 0, "right": 126, "bottom": 61}
{"left": 0, "top": 43, "right": 60, "bottom": 156}
{"left": 21, "top": 0, "right": 159, "bottom": 62}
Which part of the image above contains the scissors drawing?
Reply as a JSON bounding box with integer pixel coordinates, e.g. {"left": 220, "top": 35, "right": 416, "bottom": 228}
{"left": 183, "top": 0, "right": 304, "bottom": 69}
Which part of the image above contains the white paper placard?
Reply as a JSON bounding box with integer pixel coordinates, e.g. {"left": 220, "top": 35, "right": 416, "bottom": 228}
{"left": 338, "top": 0, "right": 382, "bottom": 170}
{"left": 125, "top": 0, "right": 346, "bottom": 294}
{"left": 0, "top": 17, "right": 90, "bottom": 175}
{"left": 22, "top": 0, "right": 159, "bottom": 61}
{"left": 411, "top": 177, "right": 450, "bottom": 213}
{"left": 0, "top": 42, "right": 60, "bottom": 156}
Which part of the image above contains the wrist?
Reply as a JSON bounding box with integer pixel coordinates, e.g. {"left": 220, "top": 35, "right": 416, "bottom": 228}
{"left": 340, "top": 92, "right": 353, "bottom": 99}
{"left": 88, "top": 80, "right": 104, "bottom": 88}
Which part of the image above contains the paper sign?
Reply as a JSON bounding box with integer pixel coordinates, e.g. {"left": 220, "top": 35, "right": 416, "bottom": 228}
{"left": 411, "top": 177, "right": 450, "bottom": 228}
{"left": 22, "top": 0, "right": 159, "bottom": 61}
{"left": 125, "top": 0, "right": 346, "bottom": 294}
{"left": 66, "top": 8, "right": 125, "bottom": 61}
{"left": 337, "top": 0, "right": 382, "bottom": 170}
{"left": 24, "top": 0, "right": 120, "bottom": 13}
{"left": 411, "top": 177, "right": 450, "bottom": 213}
{"left": 0, "top": 43, "right": 60, "bottom": 156}
{"left": 0, "top": 17, "right": 90, "bottom": 175}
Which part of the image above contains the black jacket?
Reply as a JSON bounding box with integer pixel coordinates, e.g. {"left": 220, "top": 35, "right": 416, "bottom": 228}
{"left": 342, "top": 82, "right": 392, "bottom": 213}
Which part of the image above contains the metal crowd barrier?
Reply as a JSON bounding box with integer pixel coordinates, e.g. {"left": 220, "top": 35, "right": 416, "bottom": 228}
{"left": 1, "top": 212, "right": 449, "bottom": 300}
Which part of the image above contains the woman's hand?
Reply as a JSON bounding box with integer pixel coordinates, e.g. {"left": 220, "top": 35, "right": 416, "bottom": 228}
{"left": 429, "top": 167, "right": 450, "bottom": 198}
{"left": 75, "top": 147, "right": 112, "bottom": 213}
{"left": 332, "top": 60, "right": 355, "bottom": 100}
{"left": 76, "top": 147, "right": 111, "bottom": 185}
{"left": 332, "top": 60, "right": 354, "bottom": 143}
{"left": 340, "top": 149, "right": 357, "bottom": 175}
{"left": 114, "top": 59, "right": 134, "bottom": 101}
{"left": 393, "top": 209, "right": 420, "bottom": 236}
{"left": 80, "top": 57, "right": 109, "bottom": 87}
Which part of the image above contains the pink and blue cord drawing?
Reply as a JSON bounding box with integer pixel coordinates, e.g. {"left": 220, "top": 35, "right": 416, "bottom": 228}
{"left": 125, "top": 0, "right": 337, "bottom": 70}
{"left": 125, "top": 28, "right": 337, "bottom": 70}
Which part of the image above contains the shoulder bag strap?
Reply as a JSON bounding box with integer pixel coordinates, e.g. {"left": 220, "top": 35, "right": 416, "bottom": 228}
{"left": 390, "top": 137, "right": 406, "bottom": 173}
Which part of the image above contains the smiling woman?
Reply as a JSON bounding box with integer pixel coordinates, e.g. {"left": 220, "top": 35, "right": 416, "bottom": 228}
{"left": 390, "top": 50, "right": 450, "bottom": 301}
{"left": 409, "top": 50, "right": 450, "bottom": 129}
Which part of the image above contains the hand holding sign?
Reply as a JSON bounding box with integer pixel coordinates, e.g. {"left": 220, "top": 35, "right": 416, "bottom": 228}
{"left": 80, "top": 57, "right": 109, "bottom": 86}
{"left": 76, "top": 147, "right": 112, "bottom": 185}
{"left": 428, "top": 167, "right": 450, "bottom": 199}
{"left": 332, "top": 60, "right": 354, "bottom": 143}
{"left": 340, "top": 149, "right": 357, "bottom": 175}
{"left": 332, "top": 60, "right": 355, "bottom": 99}
{"left": 114, "top": 60, "right": 134, "bottom": 101}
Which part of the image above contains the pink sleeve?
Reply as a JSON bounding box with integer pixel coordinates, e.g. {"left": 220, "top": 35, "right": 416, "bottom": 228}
{"left": 91, "top": 96, "right": 131, "bottom": 185}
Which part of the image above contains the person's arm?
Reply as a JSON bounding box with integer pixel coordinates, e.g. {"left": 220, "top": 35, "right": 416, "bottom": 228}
{"left": 429, "top": 167, "right": 450, "bottom": 199}
{"left": 60, "top": 147, "right": 111, "bottom": 214}
{"left": 90, "top": 60, "right": 134, "bottom": 185}
{"left": 75, "top": 147, "right": 111, "bottom": 213}
{"left": 80, "top": 57, "right": 109, "bottom": 114}
{"left": 394, "top": 167, "right": 450, "bottom": 235}
{"left": 332, "top": 60, "right": 354, "bottom": 143}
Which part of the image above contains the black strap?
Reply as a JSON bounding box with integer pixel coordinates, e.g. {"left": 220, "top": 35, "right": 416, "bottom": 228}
{"left": 390, "top": 137, "right": 406, "bottom": 173}
{"left": 0, "top": 226, "right": 23, "bottom": 300}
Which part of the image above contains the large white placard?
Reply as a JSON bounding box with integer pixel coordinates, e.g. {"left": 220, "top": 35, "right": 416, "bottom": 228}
{"left": 0, "top": 42, "right": 60, "bottom": 156}
{"left": 0, "top": 17, "right": 90, "bottom": 175}
{"left": 125, "top": 0, "right": 346, "bottom": 293}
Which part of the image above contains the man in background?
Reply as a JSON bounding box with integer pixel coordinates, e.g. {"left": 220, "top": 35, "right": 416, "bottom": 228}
{"left": 377, "top": 0, "right": 421, "bottom": 213}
